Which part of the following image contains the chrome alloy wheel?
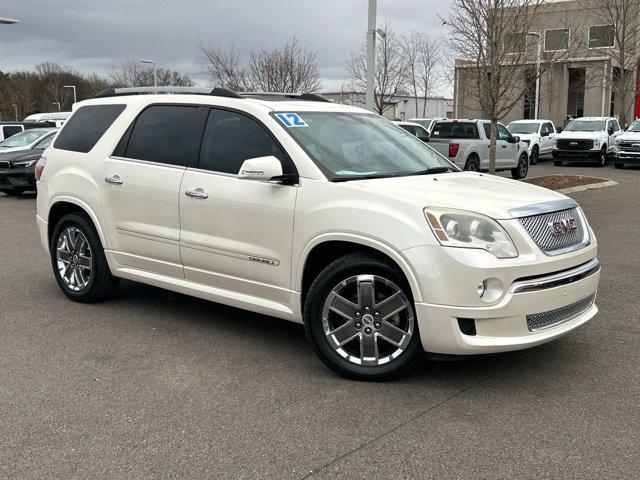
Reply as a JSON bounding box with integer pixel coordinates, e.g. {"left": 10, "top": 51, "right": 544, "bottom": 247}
{"left": 56, "top": 226, "right": 92, "bottom": 292}
{"left": 322, "top": 275, "right": 414, "bottom": 366}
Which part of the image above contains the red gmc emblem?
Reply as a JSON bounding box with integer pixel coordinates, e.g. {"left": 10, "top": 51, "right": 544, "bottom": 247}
{"left": 549, "top": 218, "right": 578, "bottom": 235}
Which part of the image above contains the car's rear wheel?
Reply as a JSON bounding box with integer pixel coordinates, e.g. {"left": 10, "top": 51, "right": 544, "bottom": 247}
{"left": 464, "top": 154, "right": 480, "bottom": 172}
{"left": 0, "top": 188, "right": 25, "bottom": 196}
{"left": 530, "top": 145, "right": 539, "bottom": 165}
{"left": 51, "top": 213, "right": 120, "bottom": 303}
{"left": 304, "top": 253, "right": 424, "bottom": 381}
{"left": 511, "top": 152, "right": 529, "bottom": 179}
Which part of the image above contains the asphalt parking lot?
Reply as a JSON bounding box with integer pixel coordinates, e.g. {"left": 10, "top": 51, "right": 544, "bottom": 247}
{"left": 1, "top": 163, "right": 639, "bottom": 479}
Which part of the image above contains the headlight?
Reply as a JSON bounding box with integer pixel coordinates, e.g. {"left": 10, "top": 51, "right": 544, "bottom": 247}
{"left": 424, "top": 207, "right": 519, "bottom": 259}
{"left": 12, "top": 159, "right": 37, "bottom": 168}
{"left": 553, "top": 138, "right": 558, "bottom": 147}
{"left": 591, "top": 140, "right": 598, "bottom": 150}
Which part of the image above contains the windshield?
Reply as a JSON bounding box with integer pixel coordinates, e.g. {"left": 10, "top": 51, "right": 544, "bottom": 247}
{"left": 626, "top": 121, "right": 640, "bottom": 132}
{"left": 408, "top": 119, "right": 432, "bottom": 129}
{"left": 565, "top": 120, "right": 605, "bottom": 132}
{"left": 0, "top": 130, "right": 47, "bottom": 148}
{"left": 507, "top": 122, "right": 539, "bottom": 134}
{"left": 273, "top": 112, "right": 455, "bottom": 181}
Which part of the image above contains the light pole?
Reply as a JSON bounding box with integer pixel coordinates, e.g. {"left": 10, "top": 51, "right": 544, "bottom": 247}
{"left": 527, "top": 32, "right": 542, "bottom": 120}
{"left": 12, "top": 104, "right": 17, "bottom": 121}
{"left": 63, "top": 85, "right": 77, "bottom": 104}
{"left": 140, "top": 59, "right": 157, "bottom": 87}
{"left": 365, "top": 0, "right": 377, "bottom": 112}
{"left": 0, "top": 17, "right": 19, "bottom": 25}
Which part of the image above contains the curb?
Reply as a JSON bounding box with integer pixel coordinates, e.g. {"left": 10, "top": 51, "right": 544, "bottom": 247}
{"left": 559, "top": 180, "right": 618, "bottom": 194}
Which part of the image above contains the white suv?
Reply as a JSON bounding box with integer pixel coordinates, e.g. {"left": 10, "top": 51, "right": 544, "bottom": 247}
{"left": 35, "top": 87, "right": 600, "bottom": 380}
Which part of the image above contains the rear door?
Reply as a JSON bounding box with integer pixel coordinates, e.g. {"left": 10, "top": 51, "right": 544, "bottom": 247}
{"left": 101, "top": 104, "right": 204, "bottom": 277}
{"left": 178, "top": 107, "right": 298, "bottom": 304}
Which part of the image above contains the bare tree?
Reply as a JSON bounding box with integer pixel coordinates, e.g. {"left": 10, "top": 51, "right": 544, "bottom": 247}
{"left": 248, "top": 37, "right": 321, "bottom": 92}
{"left": 346, "top": 22, "right": 409, "bottom": 116}
{"left": 199, "top": 37, "right": 320, "bottom": 93}
{"left": 445, "top": 0, "right": 578, "bottom": 174}
{"left": 401, "top": 32, "right": 442, "bottom": 116}
{"left": 110, "top": 58, "right": 193, "bottom": 88}
{"left": 198, "top": 43, "right": 253, "bottom": 91}
{"left": 584, "top": 0, "right": 639, "bottom": 127}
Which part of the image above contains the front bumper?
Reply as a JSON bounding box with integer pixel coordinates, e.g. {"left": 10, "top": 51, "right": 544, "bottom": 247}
{"left": 0, "top": 166, "right": 36, "bottom": 191}
{"left": 614, "top": 151, "right": 640, "bottom": 164}
{"left": 552, "top": 149, "right": 601, "bottom": 162}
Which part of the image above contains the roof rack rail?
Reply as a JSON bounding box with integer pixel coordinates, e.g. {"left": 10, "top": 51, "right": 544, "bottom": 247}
{"left": 239, "top": 92, "right": 331, "bottom": 103}
{"left": 93, "top": 86, "right": 243, "bottom": 99}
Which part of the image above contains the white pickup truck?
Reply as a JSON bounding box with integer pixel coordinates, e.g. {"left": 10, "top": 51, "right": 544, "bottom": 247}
{"left": 429, "top": 119, "right": 530, "bottom": 179}
{"left": 613, "top": 120, "right": 640, "bottom": 169}
{"left": 552, "top": 117, "right": 622, "bottom": 167}
{"left": 506, "top": 119, "right": 557, "bottom": 164}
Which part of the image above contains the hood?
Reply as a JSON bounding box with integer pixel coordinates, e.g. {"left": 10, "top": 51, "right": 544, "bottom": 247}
{"left": 0, "top": 148, "right": 39, "bottom": 163}
{"left": 557, "top": 130, "right": 603, "bottom": 139}
{"left": 616, "top": 131, "right": 640, "bottom": 141}
{"left": 0, "top": 145, "right": 30, "bottom": 154}
{"left": 351, "top": 172, "right": 567, "bottom": 219}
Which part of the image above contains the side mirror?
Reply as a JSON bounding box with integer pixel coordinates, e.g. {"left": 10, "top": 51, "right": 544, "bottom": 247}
{"left": 512, "top": 135, "right": 520, "bottom": 143}
{"left": 556, "top": 127, "right": 563, "bottom": 133}
{"left": 238, "top": 156, "right": 283, "bottom": 182}
{"left": 608, "top": 128, "right": 614, "bottom": 135}
{"left": 417, "top": 131, "right": 430, "bottom": 142}
{"left": 540, "top": 130, "right": 549, "bottom": 137}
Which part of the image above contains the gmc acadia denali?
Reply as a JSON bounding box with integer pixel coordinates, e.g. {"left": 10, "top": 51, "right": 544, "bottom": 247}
{"left": 35, "top": 87, "right": 600, "bottom": 380}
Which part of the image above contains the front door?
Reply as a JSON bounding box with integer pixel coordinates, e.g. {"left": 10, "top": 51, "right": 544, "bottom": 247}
{"left": 497, "top": 124, "right": 517, "bottom": 168}
{"left": 101, "top": 104, "right": 203, "bottom": 277}
{"left": 179, "top": 108, "right": 298, "bottom": 304}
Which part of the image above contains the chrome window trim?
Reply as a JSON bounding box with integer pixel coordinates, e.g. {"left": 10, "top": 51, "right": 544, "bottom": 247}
{"left": 108, "top": 155, "right": 186, "bottom": 170}
{"left": 510, "top": 258, "right": 600, "bottom": 294}
{"left": 508, "top": 198, "right": 578, "bottom": 218}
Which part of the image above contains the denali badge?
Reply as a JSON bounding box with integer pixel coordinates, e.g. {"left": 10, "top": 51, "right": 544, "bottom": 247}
{"left": 548, "top": 218, "right": 578, "bottom": 235}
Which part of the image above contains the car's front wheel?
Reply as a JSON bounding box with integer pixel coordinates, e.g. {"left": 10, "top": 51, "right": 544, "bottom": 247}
{"left": 596, "top": 147, "right": 607, "bottom": 167}
{"left": 51, "top": 213, "right": 120, "bottom": 303}
{"left": 530, "top": 145, "right": 539, "bottom": 165}
{"left": 0, "top": 188, "right": 25, "bottom": 196}
{"left": 511, "top": 152, "right": 529, "bottom": 179}
{"left": 304, "top": 253, "right": 424, "bottom": 381}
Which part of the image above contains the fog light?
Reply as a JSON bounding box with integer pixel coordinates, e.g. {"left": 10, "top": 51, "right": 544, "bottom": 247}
{"left": 476, "top": 280, "right": 487, "bottom": 298}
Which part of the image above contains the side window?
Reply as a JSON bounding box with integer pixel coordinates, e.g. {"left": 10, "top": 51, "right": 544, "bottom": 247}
{"left": 3, "top": 126, "right": 22, "bottom": 138}
{"left": 482, "top": 123, "right": 491, "bottom": 138}
{"left": 34, "top": 134, "right": 54, "bottom": 150}
{"left": 124, "top": 105, "right": 201, "bottom": 167}
{"left": 54, "top": 104, "right": 125, "bottom": 153}
{"left": 545, "top": 123, "right": 554, "bottom": 135}
{"left": 400, "top": 125, "right": 416, "bottom": 136}
{"left": 415, "top": 127, "right": 430, "bottom": 141}
{"left": 497, "top": 124, "right": 511, "bottom": 141}
{"left": 612, "top": 120, "right": 620, "bottom": 131}
{"left": 198, "top": 108, "right": 288, "bottom": 175}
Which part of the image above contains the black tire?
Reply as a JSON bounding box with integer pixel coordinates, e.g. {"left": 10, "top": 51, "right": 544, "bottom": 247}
{"left": 596, "top": 147, "right": 606, "bottom": 167}
{"left": 511, "top": 152, "right": 529, "bottom": 179}
{"left": 304, "top": 253, "right": 424, "bottom": 381}
{"left": 553, "top": 160, "right": 563, "bottom": 167}
{"left": 464, "top": 154, "right": 480, "bottom": 172}
{"left": 614, "top": 162, "right": 624, "bottom": 169}
{"left": 1, "top": 188, "right": 25, "bottom": 196}
{"left": 50, "top": 213, "right": 120, "bottom": 303}
{"left": 530, "top": 145, "right": 539, "bottom": 165}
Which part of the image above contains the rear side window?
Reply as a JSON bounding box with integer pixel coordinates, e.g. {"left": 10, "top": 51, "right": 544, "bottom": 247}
{"left": 2, "top": 125, "right": 22, "bottom": 138}
{"left": 123, "top": 105, "right": 202, "bottom": 167}
{"left": 198, "top": 108, "right": 288, "bottom": 174}
{"left": 432, "top": 122, "right": 479, "bottom": 139}
{"left": 54, "top": 104, "right": 125, "bottom": 153}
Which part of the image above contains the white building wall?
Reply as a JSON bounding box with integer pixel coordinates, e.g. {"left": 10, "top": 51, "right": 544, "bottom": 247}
{"left": 321, "top": 92, "right": 453, "bottom": 120}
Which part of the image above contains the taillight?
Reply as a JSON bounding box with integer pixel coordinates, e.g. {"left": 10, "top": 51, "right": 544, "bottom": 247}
{"left": 35, "top": 156, "right": 47, "bottom": 181}
{"left": 449, "top": 143, "right": 460, "bottom": 158}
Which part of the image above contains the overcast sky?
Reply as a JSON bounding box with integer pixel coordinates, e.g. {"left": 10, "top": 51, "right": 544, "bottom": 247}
{"left": 0, "top": 0, "right": 452, "bottom": 92}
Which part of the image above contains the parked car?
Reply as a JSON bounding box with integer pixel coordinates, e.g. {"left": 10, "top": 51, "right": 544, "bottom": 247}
{"left": 0, "top": 132, "right": 54, "bottom": 195}
{"left": 506, "top": 119, "right": 556, "bottom": 164}
{"left": 408, "top": 117, "right": 446, "bottom": 133}
{"left": 0, "top": 128, "right": 57, "bottom": 154}
{"left": 612, "top": 120, "right": 640, "bottom": 169}
{"left": 429, "top": 119, "right": 529, "bottom": 179}
{"left": 394, "top": 121, "right": 431, "bottom": 142}
{"left": 552, "top": 116, "right": 622, "bottom": 167}
{"left": 36, "top": 87, "right": 599, "bottom": 380}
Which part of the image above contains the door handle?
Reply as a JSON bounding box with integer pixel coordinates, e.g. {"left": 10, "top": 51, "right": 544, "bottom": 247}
{"left": 105, "top": 175, "right": 123, "bottom": 185}
{"left": 185, "top": 188, "right": 208, "bottom": 199}
{"left": 501, "top": 145, "right": 507, "bottom": 148}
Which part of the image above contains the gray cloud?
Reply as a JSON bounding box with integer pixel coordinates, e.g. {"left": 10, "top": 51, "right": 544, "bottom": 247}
{"left": 0, "top": 0, "right": 451, "bottom": 91}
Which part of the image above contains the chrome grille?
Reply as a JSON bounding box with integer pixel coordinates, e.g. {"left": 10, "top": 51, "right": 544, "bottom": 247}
{"left": 526, "top": 294, "right": 595, "bottom": 332}
{"left": 0, "top": 161, "right": 10, "bottom": 172}
{"left": 518, "top": 207, "right": 589, "bottom": 256}
{"left": 557, "top": 139, "right": 593, "bottom": 150}
{"left": 618, "top": 141, "right": 640, "bottom": 152}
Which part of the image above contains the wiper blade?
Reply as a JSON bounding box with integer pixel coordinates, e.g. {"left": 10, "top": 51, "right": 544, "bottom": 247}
{"left": 409, "top": 166, "right": 456, "bottom": 176}
{"left": 333, "top": 173, "right": 405, "bottom": 182}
